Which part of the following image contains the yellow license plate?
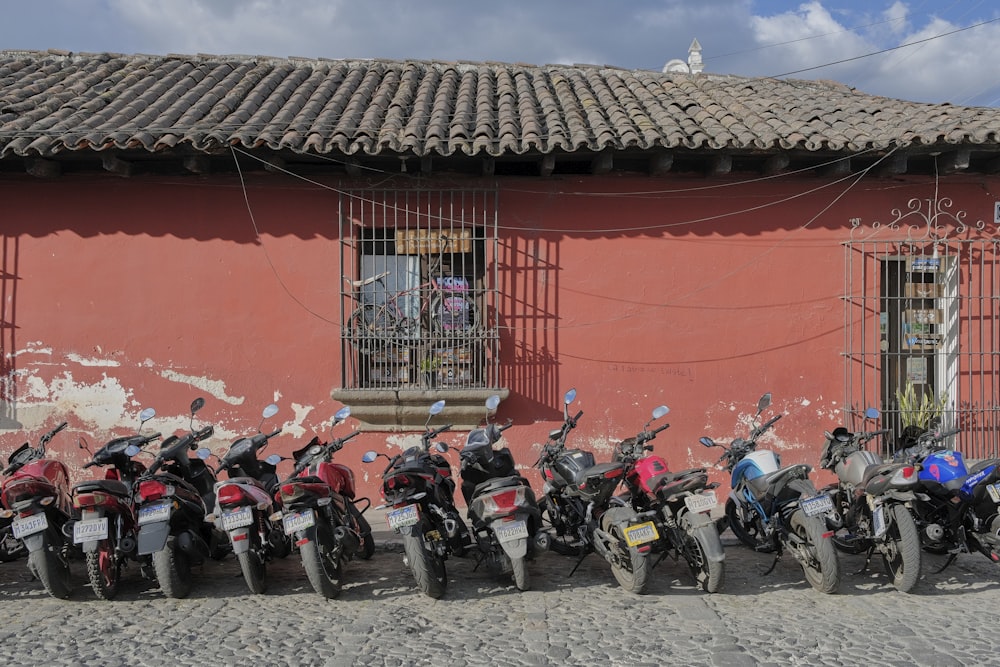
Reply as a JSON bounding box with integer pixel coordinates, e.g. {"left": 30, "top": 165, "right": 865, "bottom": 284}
{"left": 623, "top": 521, "right": 658, "bottom": 547}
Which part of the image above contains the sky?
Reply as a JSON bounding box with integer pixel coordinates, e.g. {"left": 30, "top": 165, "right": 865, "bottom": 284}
{"left": 1, "top": 0, "right": 998, "bottom": 107}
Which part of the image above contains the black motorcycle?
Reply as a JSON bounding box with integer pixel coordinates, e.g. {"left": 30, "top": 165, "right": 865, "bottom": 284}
{"left": 818, "top": 407, "right": 922, "bottom": 592}
{"left": 362, "top": 400, "right": 470, "bottom": 599}
{"left": 134, "top": 397, "right": 228, "bottom": 598}
{"left": 535, "top": 388, "right": 654, "bottom": 594}
{"left": 458, "top": 395, "right": 546, "bottom": 591}
{"left": 199, "top": 402, "right": 292, "bottom": 594}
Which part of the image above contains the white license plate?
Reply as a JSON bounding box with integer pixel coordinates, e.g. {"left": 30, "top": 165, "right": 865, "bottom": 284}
{"left": 988, "top": 483, "right": 1000, "bottom": 503}
{"left": 800, "top": 494, "right": 834, "bottom": 517}
{"left": 386, "top": 504, "right": 419, "bottom": 531}
{"left": 11, "top": 513, "right": 48, "bottom": 539}
{"left": 623, "top": 521, "right": 659, "bottom": 547}
{"left": 137, "top": 502, "right": 171, "bottom": 526}
{"left": 684, "top": 490, "right": 718, "bottom": 514}
{"left": 73, "top": 518, "right": 109, "bottom": 543}
{"left": 494, "top": 519, "right": 529, "bottom": 543}
{"left": 222, "top": 506, "right": 254, "bottom": 531}
{"left": 282, "top": 509, "right": 315, "bottom": 535}
{"left": 872, "top": 504, "right": 887, "bottom": 538}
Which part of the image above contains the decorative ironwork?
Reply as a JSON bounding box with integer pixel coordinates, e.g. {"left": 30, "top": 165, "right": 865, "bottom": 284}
{"left": 850, "top": 197, "right": 989, "bottom": 241}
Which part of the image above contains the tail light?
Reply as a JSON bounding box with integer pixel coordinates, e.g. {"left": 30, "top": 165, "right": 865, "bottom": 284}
{"left": 890, "top": 466, "right": 917, "bottom": 485}
{"left": 280, "top": 483, "right": 298, "bottom": 498}
{"left": 138, "top": 480, "right": 168, "bottom": 502}
{"left": 481, "top": 488, "right": 525, "bottom": 514}
{"left": 74, "top": 491, "right": 112, "bottom": 509}
{"left": 217, "top": 485, "right": 247, "bottom": 506}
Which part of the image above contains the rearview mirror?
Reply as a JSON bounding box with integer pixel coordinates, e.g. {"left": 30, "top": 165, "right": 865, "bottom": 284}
{"left": 864, "top": 407, "right": 880, "bottom": 420}
{"left": 262, "top": 403, "right": 279, "bottom": 419}
{"left": 195, "top": 447, "right": 211, "bottom": 460}
{"left": 757, "top": 393, "right": 772, "bottom": 413}
{"left": 139, "top": 407, "right": 156, "bottom": 423}
{"left": 125, "top": 444, "right": 141, "bottom": 457}
{"left": 264, "top": 454, "right": 282, "bottom": 465}
{"left": 190, "top": 397, "right": 206, "bottom": 414}
{"left": 485, "top": 395, "right": 501, "bottom": 411}
{"left": 699, "top": 436, "right": 715, "bottom": 448}
{"left": 564, "top": 388, "right": 577, "bottom": 405}
{"left": 361, "top": 451, "right": 378, "bottom": 463}
{"left": 434, "top": 442, "right": 449, "bottom": 453}
{"left": 652, "top": 405, "right": 669, "bottom": 420}
{"left": 429, "top": 400, "right": 446, "bottom": 416}
{"left": 334, "top": 406, "right": 351, "bottom": 422}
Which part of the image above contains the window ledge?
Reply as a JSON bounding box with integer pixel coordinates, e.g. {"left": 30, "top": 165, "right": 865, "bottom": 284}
{"left": 330, "top": 387, "right": 511, "bottom": 431}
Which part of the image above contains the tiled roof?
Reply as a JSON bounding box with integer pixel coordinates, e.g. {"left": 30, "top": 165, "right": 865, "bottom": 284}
{"left": 1, "top": 49, "right": 998, "bottom": 161}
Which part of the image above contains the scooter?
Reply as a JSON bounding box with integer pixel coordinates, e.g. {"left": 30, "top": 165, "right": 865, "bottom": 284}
{"left": 458, "top": 394, "right": 546, "bottom": 591}
{"left": 71, "top": 406, "right": 160, "bottom": 599}
{"left": 134, "top": 397, "right": 227, "bottom": 598}
{"left": 274, "top": 406, "right": 374, "bottom": 599}
{"left": 0, "top": 420, "right": 74, "bottom": 598}
{"left": 200, "top": 402, "right": 291, "bottom": 594}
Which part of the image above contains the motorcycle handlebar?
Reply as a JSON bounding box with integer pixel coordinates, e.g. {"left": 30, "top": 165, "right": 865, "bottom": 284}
{"left": 265, "top": 428, "right": 282, "bottom": 440}
{"left": 653, "top": 423, "right": 670, "bottom": 435}
{"left": 194, "top": 425, "right": 214, "bottom": 442}
{"left": 498, "top": 420, "right": 514, "bottom": 432}
{"left": 142, "top": 432, "right": 162, "bottom": 445}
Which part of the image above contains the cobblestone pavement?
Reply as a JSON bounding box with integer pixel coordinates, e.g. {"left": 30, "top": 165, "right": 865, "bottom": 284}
{"left": 2, "top": 511, "right": 1000, "bottom": 667}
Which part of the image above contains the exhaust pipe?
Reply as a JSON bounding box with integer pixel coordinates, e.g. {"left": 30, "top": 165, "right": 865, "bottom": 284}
{"left": 925, "top": 523, "right": 944, "bottom": 542}
{"left": 334, "top": 525, "right": 360, "bottom": 556}
{"left": 534, "top": 531, "right": 551, "bottom": 552}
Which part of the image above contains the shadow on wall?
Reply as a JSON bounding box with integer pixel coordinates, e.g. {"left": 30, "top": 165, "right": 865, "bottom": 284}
{"left": 0, "top": 234, "right": 20, "bottom": 428}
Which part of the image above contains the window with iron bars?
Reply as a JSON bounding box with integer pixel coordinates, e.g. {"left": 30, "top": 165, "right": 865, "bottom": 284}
{"left": 338, "top": 188, "right": 499, "bottom": 391}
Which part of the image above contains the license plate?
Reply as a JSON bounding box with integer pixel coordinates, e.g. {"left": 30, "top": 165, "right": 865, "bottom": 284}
{"left": 282, "top": 509, "right": 315, "bottom": 535}
{"left": 11, "top": 513, "right": 48, "bottom": 539}
{"left": 684, "top": 490, "right": 718, "bottom": 514}
{"left": 386, "top": 504, "right": 419, "bottom": 531}
{"left": 73, "top": 518, "right": 109, "bottom": 543}
{"left": 137, "top": 502, "right": 171, "bottom": 526}
{"left": 623, "top": 521, "right": 659, "bottom": 547}
{"left": 222, "top": 506, "right": 254, "bottom": 531}
{"left": 494, "top": 519, "right": 529, "bottom": 543}
{"left": 872, "top": 504, "right": 887, "bottom": 538}
{"left": 800, "top": 494, "right": 834, "bottom": 517}
{"left": 988, "top": 483, "right": 1000, "bottom": 503}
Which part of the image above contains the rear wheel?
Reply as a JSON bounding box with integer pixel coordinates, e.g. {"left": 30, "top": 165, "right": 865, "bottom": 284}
{"left": 511, "top": 556, "right": 530, "bottom": 591}
{"left": 602, "top": 508, "right": 650, "bottom": 594}
{"left": 236, "top": 532, "right": 267, "bottom": 595}
{"left": 790, "top": 510, "right": 840, "bottom": 594}
{"left": 300, "top": 527, "right": 342, "bottom": 599}
{"left": 403, "top": 529, "right": 447, "bottom": 599}
{"left": 153, "top": 537, "right": 192, "bottom": 599}
{"left": 86, "top": 539, "right": 121, "bottom": 600}
{"left": 28, "top": 543, "right": 72, "bottom": 599}
{"left": 681, "top": 526, "right": 725, "bottom": 593}
{"left": 880, "top": 504, "right": 922, "bottom": 593}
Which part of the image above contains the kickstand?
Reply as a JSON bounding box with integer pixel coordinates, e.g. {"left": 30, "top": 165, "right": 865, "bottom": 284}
{"left": 568, "top": 551, "right": 588, "bottom": 577}
{"left": 857, "top": 547, "right": 875, "bottom": 575}
{"left": 933, "top": 553, "right": 957, "bottom": 574}
{"left": 761, "top": 552, "right": 779, "bottom": 576}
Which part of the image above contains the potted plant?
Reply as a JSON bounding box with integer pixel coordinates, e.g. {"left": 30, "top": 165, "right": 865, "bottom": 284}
{"left": 419, "top": 355, "right": 441, "bottom": 389}
{"left": 895, "top": 380, "right": 948, "bottom": 448}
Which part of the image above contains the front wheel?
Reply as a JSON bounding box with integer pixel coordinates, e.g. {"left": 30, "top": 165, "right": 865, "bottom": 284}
{"left": 725, "top": 498, "right": 771, "bottom": 551}
{"left": 511, "top": 556, "right": 530, "bottom": 591}
{"left": 85, "top": 540, "right": 121, "bottom": 600}
{"left": 300, "top": 529, "right": 343, "bottom": 599}
{"left": 540, "top": 496, "right": 585, "bottom": 557}
{"left": 789, "top": 511, "right": 840, "bottom": 594}
{"left": 236, "top": 533, "right": 267, "bottom": 595}
{"left": 153, "top": 537, "right": 192, "bottom": 599}
{"left": 28, "top": 544, "right": 72, "bottom": 599}
{"left": 349, "top": 504, "right": 376, "bottom": 560}
{"left": 681, "top": 527, "right": 725, "bottom": 593}
{"left": 402, "top": 530, "right": 447, "bottom": 599}
{"left": 879, "top": 503, "right": 922, "bottom": 593}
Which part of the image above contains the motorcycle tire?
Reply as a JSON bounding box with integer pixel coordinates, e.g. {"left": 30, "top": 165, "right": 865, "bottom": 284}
{"left": 300, "top": 528, "right": 343, "bottom": 599}
{"left": 0, "top": 527, "right": 25, "bottom": 562}
{"left": 725, "top": 498, "right": 773, "bottom": 552}
{"left": 86, "top": 539, "right": 121, "bottom": 600}
{"left": 880, "top": 504, "right": 922, "bottom": 593}
{"left": 402, "top": 530, "right": 447, "bottom": 599}
{"left": 511, "top": 555, "right": 530, "bottom": 592}
{"left": 28, "top": 545, "right": 72, "bottom": 600}
{"left": 540, "top": 497, "right": 584, "bottom": 557}
{"left": 789, "top": 510, "right": 840, "bottom": 594}
{"left": 602, "top": 507, "right": 650, "bottom": 595}
{"left": 349, "top": 504, "right": 375, "bottom": 560}
{"left": 681, "top": 524, "right": 725, "bottom": 593}
{"left": 237, "top": 534, "right": 267, "bottom": 595}
{"left": 153, "top": 537, "right": 192, "bottom": 599}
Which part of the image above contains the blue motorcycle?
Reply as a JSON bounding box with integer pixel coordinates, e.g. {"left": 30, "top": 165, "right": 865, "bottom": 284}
{"left": 895, "top": 426, "right": 1000, "bottom": 570}
{"left": 700, "top": 392, "right": 840, "bottom": 593}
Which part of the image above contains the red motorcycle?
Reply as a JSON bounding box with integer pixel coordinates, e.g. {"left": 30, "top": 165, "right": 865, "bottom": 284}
{"left": 274, "top": 406, "right": 374, "bottom": 598}
{"left": 71, "top": 406, "right": 160, "bottom": 599}
{"left": 0, "top": 421, "right": 74, "bottom": 598}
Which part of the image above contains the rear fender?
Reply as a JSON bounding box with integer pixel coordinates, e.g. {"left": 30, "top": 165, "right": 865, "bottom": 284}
{"left": 680, "top": 511, "right": 725, "bottom": 563}
{"left": 499, "top": 537, "right": 528, "bottom": 559}
{"left": 21, "top": 531, "right": 47, "bottom": 553}
{"left": 136, "top": 521, "right": 170, "bottom": 555}
{"left": 228, "top": 527, "right": 252, "bottom": 554}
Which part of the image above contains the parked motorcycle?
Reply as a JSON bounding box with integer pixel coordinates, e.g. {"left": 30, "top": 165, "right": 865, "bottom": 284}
{"left": 199, "top": 402, "right": 291, "bottom": 594}
{"left": 275, "top": 406, "right": 374, "bottom": 599}
{"left": 701, "top": 392, "right": 841, "bottom": 593}
{"left": 134, "top": 397, "right": 226, "bottom": 598}
{"left": 71, "top": 406, "right": 160, "bottom": 599}
{"left": 613, "top": 404, "right": 726, "bottom": 593}
{"left": 0, "top": 420, "right": 74, "bottom": 598}
{"left": 535, "top": 388, "right": 654, "bottom": 594}
{"left": 458, "top": 394, "right": 546, "bottom": 591}
{"left": 893, "top": 425, "right": 1000, "bottom": 570}
{"left": 818, "top": 407, "right": 922, "bottom": 592}
{"left": 362, "top": 400, "right": 470, "bottom": 599}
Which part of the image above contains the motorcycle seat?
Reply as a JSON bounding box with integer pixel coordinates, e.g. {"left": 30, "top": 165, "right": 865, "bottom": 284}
{"left": 73, "top": 478, "right": 130, "bottom": 496}
{"left": 225, "top": 476, "right": 267, "bottom": 491}
{"left": 472, "top": 474, "right": 529, "bottom": 499}
{"left": 581, "top": 461, "right": 624, "bottom": 482}
{"left": 749, "top": 464, "right": 811, "bottom": 496}
{"left": 655, "top": 470, "right": 709, "bottom": 498}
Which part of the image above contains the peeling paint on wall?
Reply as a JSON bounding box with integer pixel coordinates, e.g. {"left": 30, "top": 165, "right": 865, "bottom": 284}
{"left": 66, "top": 353, "right": 121, "bottom": 367}
{"left": 16, "top": 370, "right": 131, "bottom": 432}
{"left": 159, "top": 369, "right": 245, "bottom": 406}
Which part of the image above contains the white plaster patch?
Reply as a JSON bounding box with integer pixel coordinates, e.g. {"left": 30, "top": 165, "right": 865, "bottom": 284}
{"left": 275, "top": 403, "right": 314, "bottom": 439}
{"left": 159, "top": 369, "right": 245, "bottom": 406}
{"left": 800, "top": 398, "right": 811, "bottom": 407}
{"left": 66, "top": 353, "right": 120, "bottom": 367}
{"left": 13, "top": 371, "right": 132, "bottom": 432}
